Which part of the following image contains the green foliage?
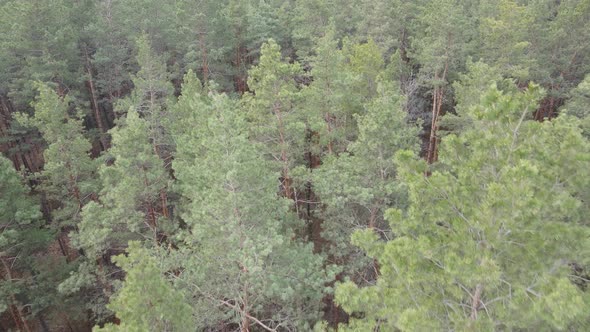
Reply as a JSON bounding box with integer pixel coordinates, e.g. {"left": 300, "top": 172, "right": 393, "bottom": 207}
{"left": 356, "top": 0, "right": 417, "bottom": 54}
{"left": 478, "top": 0, "right": 532, "bottom": 80}
{"left": 245, "top": 39, "right": 304, "bottom": 185}
{"left": 526, "top": 0, "right": 590, "bottom": 97}
{"left": 0, "top": 0, "right": 86, "bottom": 110}
{"left": 171, "top": 77, "right": 332, "bottom": 330}
{"left": 76, "top": 108, "right": 170, "bottom": 258}
{"left": 410, "top": 0, "right": 476, "bottom": 83}
{"left": 0, "top": 155, "right": 50, "bottom": 316}
{"left": 301, "top": 27, "right": 360, "bottom": 154}
{"left": 336, "top": 84, "right": 590, "bottom": 331}
{"left": 16, "top": 83, "right": 98, "bottom": 228}
{"left": 1, "top": 1, "right": 590, "bottom": 330}
{"left": 562, "top": 75, "right": 590, "bottom": 137}
{"left": 117, "top": 34, "right": 175, "bottom": 158}
{"left": 96, "top": 242, "right": 193, "bottom": 332}
{"left": 291, "top": 0, "right": 360, "bottom": 58}
{"left": 313, "top": 79, "right": 420, "bottom": 281}
{"left": 342, "top": 38, "right": 385, "bottom": 99}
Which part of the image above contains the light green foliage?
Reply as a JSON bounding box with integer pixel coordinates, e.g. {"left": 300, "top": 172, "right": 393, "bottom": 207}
{"left": 171, "top": 76, "right": 331, "bottom": 330}
{"left": 441, "top": 60, "right": 513, "bottom": 135}
{"left": 0, "top": 156, "right": 72, "bottom": 324}
{"left": 336, "top": 84, "right": 590, "bottom": 331}
{"left": 356, "top": 0, "right": 417, "bottom": 54}
{"left": 410, "top": 0, "right": 476, "bottom": 83}
{"left": 117, "top": 35, "right": 175, "bottom": 158}
{"left": 76, "top": 108, "right": 170, "bottom": 258}
{"left": 342, "top": 38, "right": 385, "bottom": 101}
{"left": 245, "top": 40, "right": 304, "bottom": 183}
{"left": 1, "top": 1, "right": 590, "bottom": 330}
{"left": 478, "top": 0, "right": 532, "bottom": 80}
{"left": 167, "top": 70, "right": 206, "bottom": 144}
{"left": 16, "top": 83, "right": 98, "bottom": 228}
{"left": 70, "top": 107, "right": 172, "bottom": 324}
{"left": 0, "top": 156, "right": 42, "bottom": 245}
{"left": 301, "top": 27, "right": 359, "bottom": 154}
{"left": 526, "top": 0, "right": 590, "bottom": 97}
{"left": 562, "top": 75, "right": 590, "bottom": 136}
{"left": 313, "top": 80, "right": 420, "bottom": 281}
{"left": 97, "top": 242, "right": 193, "bottom": 332}
{"left": 291, "top": 0, "right": 360, "bottom": 57}
{"left": 12, "top": 83, "right": 102, "bottom": 325}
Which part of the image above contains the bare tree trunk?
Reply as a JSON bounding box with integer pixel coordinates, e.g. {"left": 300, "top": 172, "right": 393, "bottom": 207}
{"left": 241, "top": 294, "right": 250, "bottom": 332}
{"left": 84, "top": 45, "right": 108, "bottom": 150}
{"left": 470, "top": 284, "right": 483, "bottom": 321}
{"left": 160, "top": 190, "right": 169, "bottom": 218}
{"left": 426, "top": 56, "right": 449, "bottom": 164}
{"left": 426, "top": 84, "right": 440, "bottom": 164}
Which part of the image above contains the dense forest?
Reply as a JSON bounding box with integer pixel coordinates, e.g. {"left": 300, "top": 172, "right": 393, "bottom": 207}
{"left": 1, "top": 0, "right": 589, "bottom": 331}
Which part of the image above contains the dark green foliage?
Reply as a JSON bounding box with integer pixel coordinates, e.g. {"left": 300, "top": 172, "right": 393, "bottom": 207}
{"left": 0, "top": 1, "right": 589, "bottom": 330}
{"left": 0, "top": 155, "right": 55, "bottom": 321}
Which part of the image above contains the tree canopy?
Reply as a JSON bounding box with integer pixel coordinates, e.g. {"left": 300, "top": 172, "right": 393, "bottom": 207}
{"left": 0, "top": 1, "right": 589, "bottom": 331}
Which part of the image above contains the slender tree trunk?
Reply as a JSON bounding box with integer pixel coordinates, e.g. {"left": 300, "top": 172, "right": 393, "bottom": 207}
{"left": 241, "top": 293, "right": 250, "bottom": 332}
{"left": 324, "top": 113, "right": 334, "bottom": 154}
{"left": 426, "top": 84, "right": 439, "bottom": 164}
{"left": 57, "top": 234, "right": 69, "bottom": 258}
{"left": 84, "top": 45, "right": 108, "bottom": 150}
{"left": 160, "top": 190, "right": 169, "bottom": 218}
{"left": 470, "top": 284, "right": 483, "bottom": 321}
{"left": 273, "top": 103, "right": 292, "bottom": 199}
{"left": 38, "top": 313, "right": 50, "bottom": 332}
{"left": 199, "top": 27, "right": 209, "bottom": 83}
{"left": 141, "top": 167, "right": 159, "bottom": 244}
{"left": 2, "top": 258, "right": 32, "bottom": 332}
{"left": 426, "top": 56, "right": 449, "bottom": 164}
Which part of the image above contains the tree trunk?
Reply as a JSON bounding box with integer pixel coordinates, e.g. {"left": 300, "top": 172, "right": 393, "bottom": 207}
{"left": 2, "top": 258, "right": 32, "bottom": 332}
{"left": 426, "top": 57, "right": 449, "bottom": 165}
{"left": 84, "top": 45, "right": 108, "bottom": 150}
{"left": 199, "top": 26, "right": 209, "bottom": 83}
{"left": 470, "top": 284, "right": 483, "bottom": 321}
{"left": 273, "top": 103, "right": 293, "bottom": 199}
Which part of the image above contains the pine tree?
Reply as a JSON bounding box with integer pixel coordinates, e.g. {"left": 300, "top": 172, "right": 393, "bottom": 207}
{"left": 356, "top": 0, "right": 418, "bottom": 55}
{"left": 342, "top": 38, "right": 385, "bottom": 103}
{"left": 245, "top": 39, "right": 303, "bottom": 199}
{"left": 562, "top": 75, "right": 590, "bottom": 137}
{"left": 117, "top": 34, "right": 174, "bottom": 160}
{"left": 0, "top": 0, "right": 85, "bottom": 111}
{"left": 336, "top": 83, "right": 590, "bottom": 331}
{"left": 313, "top": 79, "right": 420, "bottom": 282}
{"left": 75, "top": 107, "right": 170, "bottom": 259}
{"left": 66, "top": 106, "right": 172, "bottom": 323}
{"left": 0, "top": 155, "right": 47, "bottom": 331}
{"left": 525, "top": 0, "right": 590, "bottom": 119}
{"left": 410, "top": 0, "right": 476, "bottom": 163}
{"left": 15, "top": 83, "right": 98, "bottom": 257}
{"left": 290, "top": 0, "right": 360, "bottom": 58}
{"left": 301, "top": 27, "right": 358, "bottom": 156}
{"left": 96, "top": 242, "right": 193, "bottom": 332}
{"left": 171, "top": 74, "right": 331, "bottom": 330}
{"left": 477, "top": 0, "right": 532, "bottom": 80}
